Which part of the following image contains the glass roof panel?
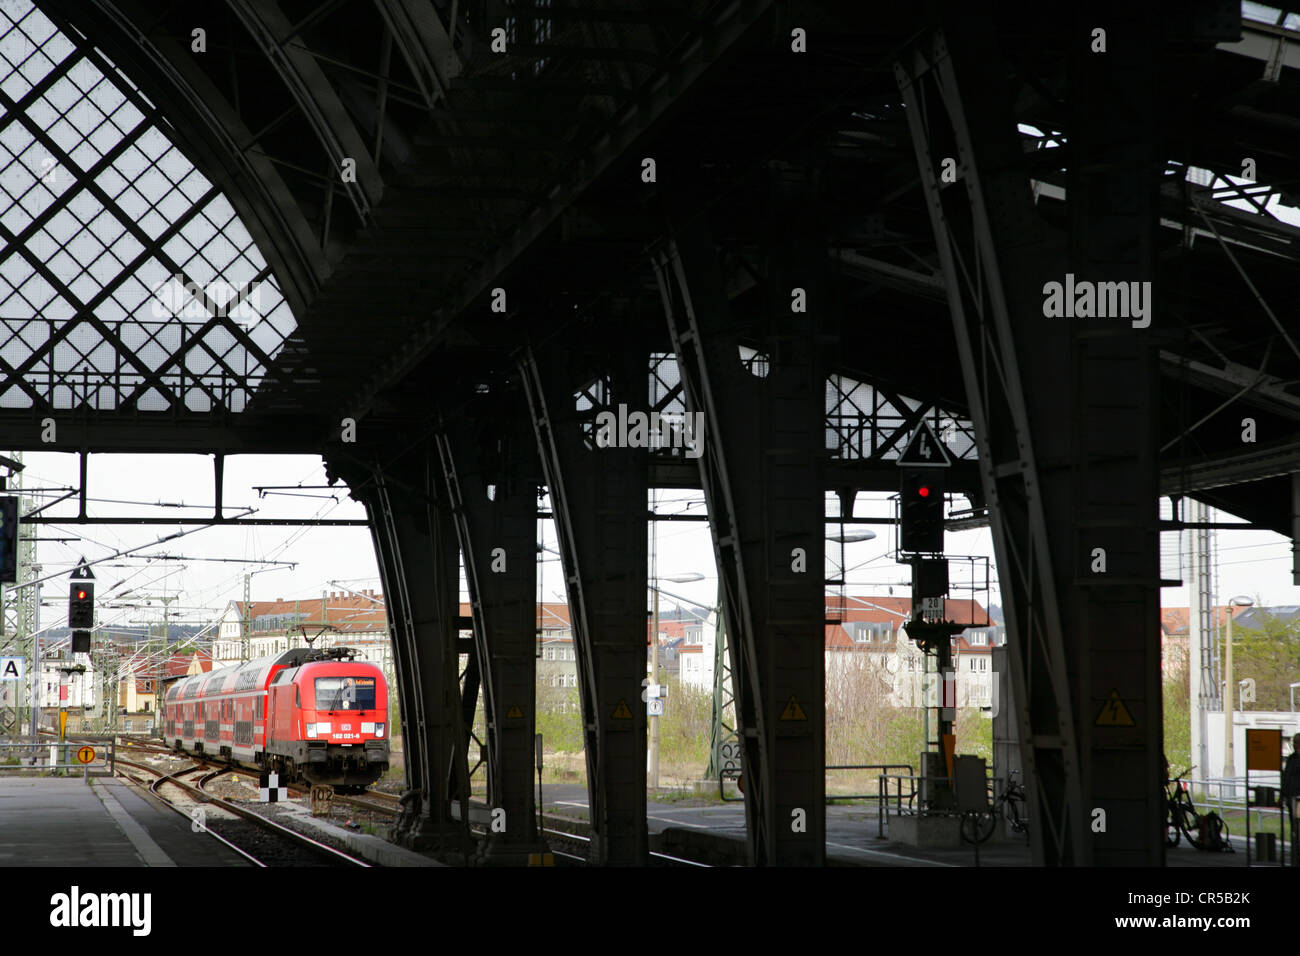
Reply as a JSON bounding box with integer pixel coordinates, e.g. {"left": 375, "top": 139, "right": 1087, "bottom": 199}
{"left": 0, "top": 0, "right": 298, "bottom": 413}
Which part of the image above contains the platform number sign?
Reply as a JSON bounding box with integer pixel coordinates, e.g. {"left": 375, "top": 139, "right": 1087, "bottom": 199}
{"left": 897, "top": 422, "right": 952, "bottom": 469}
{"left": 0, "top": 496, "right": 17, "bottom": 584}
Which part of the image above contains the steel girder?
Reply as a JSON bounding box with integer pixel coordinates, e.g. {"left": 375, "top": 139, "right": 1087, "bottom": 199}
{"left": 653, "top": 207, "right": 826, "bottom": 867}
{"left": 347, "top": 0, "right": 776, "bottom": 422}
{"left": 896, "top": 5, "right": 1164, "bottom": 865}
{"left": 332, "top": 451, "right": 471, "bottom": 857}
{"left": 436, "top": 404, "right": 546, "bottom": 862}
{"left": 1064, "top": 4, "right": 1166, "bottom": 865}
{"left": 519, "top": 342, "right": 649, "bottom": 866}
{"left": 225, "top": 0, "right": 383, "bottom": 220}
{"left": 375, "top": 0, "right": 461, "bottom": 110}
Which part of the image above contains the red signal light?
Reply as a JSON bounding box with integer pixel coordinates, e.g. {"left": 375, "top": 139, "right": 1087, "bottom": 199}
{"left": 918, "top": 486, "right": 930, "bottom": 498}
{"left": 77, "top": 589, "right": 86, "bottom": 600}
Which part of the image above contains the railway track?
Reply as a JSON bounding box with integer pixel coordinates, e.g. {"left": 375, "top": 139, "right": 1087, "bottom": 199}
{"left": 115, "top": 756, "right": 372, "bottom": 868}
{"left": 538, "top": 824, "right": 710, "bottom": 867}
{"left": 107, "top": 736, "right": 707, "bottom": 867}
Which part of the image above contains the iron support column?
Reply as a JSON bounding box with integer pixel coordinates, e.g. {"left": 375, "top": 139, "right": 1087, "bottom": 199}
{"left": 654, "top": 198, "right": 827, "bottom": 866}
{"left": 520, "top": 343, "right": 649, "bottom": 866}
{"left": 437, "top": 402, "right": 546, "bottom": 862}
{"left": 897, "top": 3, "right": 1164, "bottom": 864}
{"left": 329, "top": 452, "right": 471, "bottom": 858}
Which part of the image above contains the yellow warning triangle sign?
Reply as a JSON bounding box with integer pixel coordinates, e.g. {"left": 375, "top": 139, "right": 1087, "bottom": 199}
{"left": 506, "top": 704, "right": 523, "bottom": 719}
{"left": 1095, "top": 689, "right": 1136, "bottom": 727}
{"left": 611, "top": 698, "right": 633, "bottom": 720}
{"left": 779, "top": 695, "right": 807, "bottom": 721}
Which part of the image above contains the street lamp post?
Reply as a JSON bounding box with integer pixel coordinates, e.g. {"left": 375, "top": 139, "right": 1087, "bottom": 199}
{"left": 649, "top": 571, "right": 704, "bottom": 790}
{"left": 1223, "top": 596, "right": 1253, "bottom": 783}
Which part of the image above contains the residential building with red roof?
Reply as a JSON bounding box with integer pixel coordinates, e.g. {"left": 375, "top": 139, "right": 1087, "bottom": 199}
{"left": 213, "top": 589, "right": 392, "bottom": 673}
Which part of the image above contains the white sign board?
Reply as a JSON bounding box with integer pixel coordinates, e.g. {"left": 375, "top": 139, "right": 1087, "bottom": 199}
{"left": 0, "top": 657, "right": 23, "bottom": 680}
{"left": 921, "top": 597, "right": 943, "bottom": 615}
{"left": 647, "top": 698, "right": 664, "bottom": 716}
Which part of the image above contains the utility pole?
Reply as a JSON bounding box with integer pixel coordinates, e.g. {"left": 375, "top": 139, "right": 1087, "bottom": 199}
{"left": 241, "top": 573, "right": 252, "bottom": 662}
{"left": 1222, "top": 595, "right": 1254, "bottom": 791}
{"left": 0, "top": 456, "right": 39, "bottom": 739}
{"left": 1188, "top": 499, "right": 1216, "bottom": 794}
{"left": 150, "top": 594, "right": 177, "bottom": 729}
{"left": 650, "top": 574, "right": 660, "bottom": 790}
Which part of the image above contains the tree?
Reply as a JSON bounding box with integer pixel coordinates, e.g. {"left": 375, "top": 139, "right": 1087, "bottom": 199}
{"left": 1230, "top": 612, "right": 1300, "bottom": 712}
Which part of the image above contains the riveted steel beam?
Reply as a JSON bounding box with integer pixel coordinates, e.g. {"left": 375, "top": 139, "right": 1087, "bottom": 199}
{"left": 331, "top": 452, "right": 471, "bottom": 858}
{"left": 653, "top": 195, "right": 827, "bottom": 866}
{"left": 519, "top": 341, "right": 649, "bottom": 866}
{"left": 436, "top": 396, "right": 547, "bottom": 862}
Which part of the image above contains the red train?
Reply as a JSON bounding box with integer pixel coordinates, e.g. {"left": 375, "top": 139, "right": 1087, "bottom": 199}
{"left": 161, "top": 646, "right": 389, "bottom": 790}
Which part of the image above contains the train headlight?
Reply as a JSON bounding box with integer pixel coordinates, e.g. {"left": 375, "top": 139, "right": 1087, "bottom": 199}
{"left": 375, "top": 723, "right": 385, "bottom": 738}
{"left": 306, "top": 723, "right": 316, "bottom": 737}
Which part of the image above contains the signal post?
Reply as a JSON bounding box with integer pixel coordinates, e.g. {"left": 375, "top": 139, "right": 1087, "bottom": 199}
{"left": 897, "top": 424, "right": 964, "bottom": 805}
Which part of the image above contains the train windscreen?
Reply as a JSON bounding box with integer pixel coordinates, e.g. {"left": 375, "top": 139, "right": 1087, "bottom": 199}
{"left": 315, "top": 675, "right": 377, "bottom": 710}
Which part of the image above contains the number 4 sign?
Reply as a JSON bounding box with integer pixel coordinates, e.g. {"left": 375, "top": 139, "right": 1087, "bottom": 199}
{"left": 898, "top": 423, "right": 952, "bottom": 468}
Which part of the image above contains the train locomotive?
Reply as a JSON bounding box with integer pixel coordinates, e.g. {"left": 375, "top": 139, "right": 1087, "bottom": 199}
{"left": 162, "top": 646, "right": 389, "bottom": 790}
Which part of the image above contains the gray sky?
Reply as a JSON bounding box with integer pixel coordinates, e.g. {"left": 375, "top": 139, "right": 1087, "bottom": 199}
{"left": 16, "top": 451, "right": 377, "bottom": 639}
{"left": 14, "top": 456, "right": 1294, "bottom": 640}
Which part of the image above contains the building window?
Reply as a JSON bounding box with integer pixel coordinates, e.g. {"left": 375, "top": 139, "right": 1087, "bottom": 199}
{"left": 968, "top": 630, "right": 988, "bottom": 647}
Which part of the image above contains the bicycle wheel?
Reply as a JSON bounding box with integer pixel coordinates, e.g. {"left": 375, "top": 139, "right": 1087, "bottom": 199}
{"left": 1176, "top": 801, "right": 1201, "bottom": 844}
{"left": 1165, "top": 806, "right": 1181, "bottom": 847}
{"left": 960, "top": 809, "right": 996, "bottom": 845}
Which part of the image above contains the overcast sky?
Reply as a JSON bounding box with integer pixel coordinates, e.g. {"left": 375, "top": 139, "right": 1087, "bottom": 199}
{"left": 11, "top": 453, "right": 1297, "bottom": 643}
{"left": 16, "top": 451, "right": 376, "bottom": 641}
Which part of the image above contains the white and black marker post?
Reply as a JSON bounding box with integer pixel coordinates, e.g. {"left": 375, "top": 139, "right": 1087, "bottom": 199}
{"left": 259, "top": 771, "right": 288, "bottom": 803}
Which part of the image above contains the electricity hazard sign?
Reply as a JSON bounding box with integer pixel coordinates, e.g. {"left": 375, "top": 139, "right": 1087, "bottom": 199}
{"left": 0, "top": 656, "right": 22, "bottom": 680}
{"left": 779, "top": 696, "right": 808, "bottom": 721}
{"left": 1095, "top": 689, "right": 1136, "bottom": 727}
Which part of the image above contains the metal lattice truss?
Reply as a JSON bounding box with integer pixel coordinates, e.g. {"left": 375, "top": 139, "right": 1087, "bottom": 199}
{"left": 825, "top": 373, "right": 976, "bottom": 462}
{"left": 0, "top": 1, "right": 296, "bottom": 414}
{"left": 652, "top": 351, "right": 980, "bottom": 463}
{"left": 1021, "top": 124, "right": 1300, "bottom": 263}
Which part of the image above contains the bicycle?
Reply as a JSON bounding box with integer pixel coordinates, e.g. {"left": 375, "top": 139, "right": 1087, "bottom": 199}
{"left": 960, "top": 770, "right": 1029, "bottom": 845}
{"left": 1165, "top": 766, "right": 1233, "bottom": 852}
{"left": 1165, "top": 766, "right": 1198, "bottom": 847}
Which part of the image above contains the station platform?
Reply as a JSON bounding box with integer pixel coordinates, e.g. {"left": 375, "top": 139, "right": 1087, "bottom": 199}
{"left": 2, "top": 775, "right": 1276, "bottom": 867}
{"left": 0, "top": 776, "right": 249, "bottom": 867}
{"left": 543, "top": 785, "right": 1279, "bottom": 867}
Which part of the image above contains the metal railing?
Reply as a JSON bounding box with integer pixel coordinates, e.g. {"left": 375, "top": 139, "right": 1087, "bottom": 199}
{"left": 877, "top": 772, "right": 925, "bottom": 837}
{"left": 826, "top": 763, "right": 914, "bottom": 802}
{"left": 875, "top": 767, "right": 1025, "bottom": 840}
{"left": 1183, "top": 774, "right": 1288, "bottom": 835}
{"left": 0, "top": 736, "right": 115, "bottom": 778}
{"left": 715, "top": 763, "right": 917, "bottom": 805}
